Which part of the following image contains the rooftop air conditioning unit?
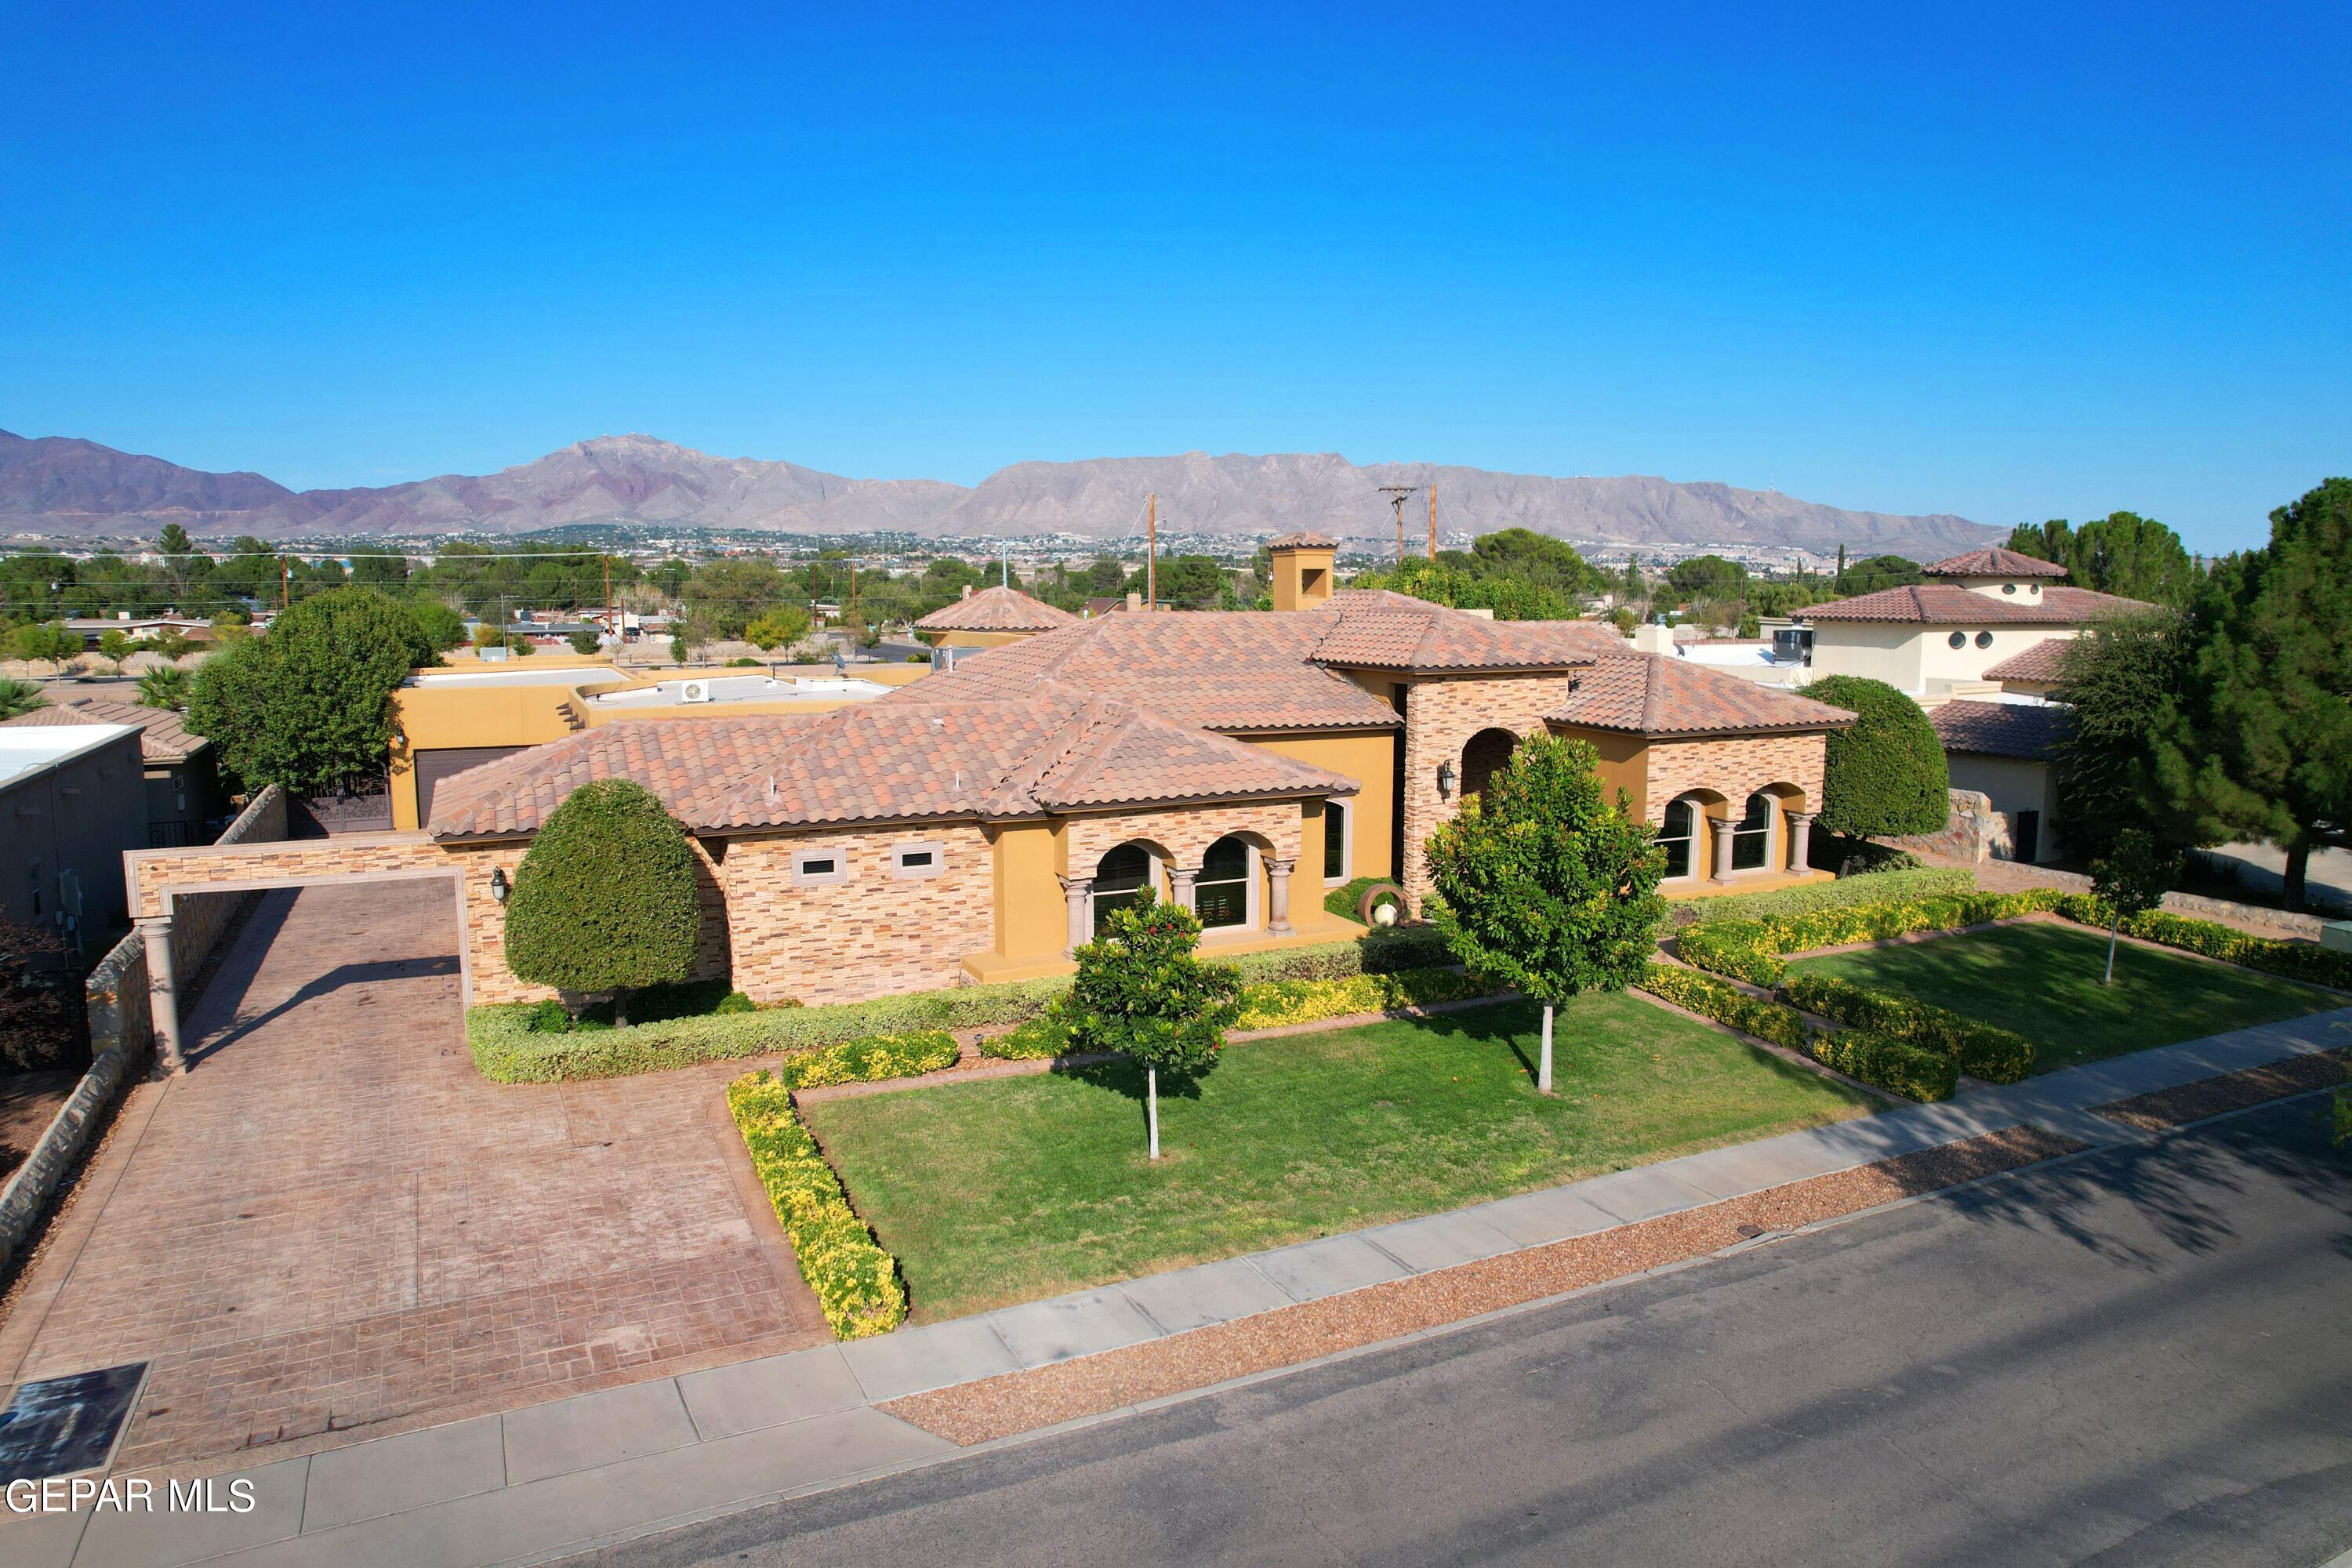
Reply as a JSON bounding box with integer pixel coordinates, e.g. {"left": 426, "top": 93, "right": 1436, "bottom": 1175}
{"left": 679, "top": 681, "right": 713, "bottom": 704}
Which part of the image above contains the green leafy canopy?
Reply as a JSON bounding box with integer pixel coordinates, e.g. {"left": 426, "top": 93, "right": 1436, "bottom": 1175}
{"left": 1803, "top": 675, "right": 1949, "bottom": 837}
{"left": 503, "top": 779, "right": 703, "bottom": 997}
{"left": 1062, "top": 891, "right": 1241, "bottom": 1082}
{"left": 1424, "top": 732, "right": 1666, "bottom": 1004}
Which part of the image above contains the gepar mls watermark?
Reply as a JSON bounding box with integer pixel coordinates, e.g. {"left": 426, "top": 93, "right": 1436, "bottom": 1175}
{"left": 6, "top": 1475, "right": 257, "bottom": 1515}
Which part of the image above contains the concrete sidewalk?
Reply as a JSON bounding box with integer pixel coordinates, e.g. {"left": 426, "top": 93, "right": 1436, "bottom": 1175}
{"left": 8, "top": 1005, "right": 2346, "bottom": 1568}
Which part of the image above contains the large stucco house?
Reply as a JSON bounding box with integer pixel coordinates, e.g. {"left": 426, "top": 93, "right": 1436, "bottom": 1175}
{"left": 120, "top": 542, "right": 1855, "bottom": 1018}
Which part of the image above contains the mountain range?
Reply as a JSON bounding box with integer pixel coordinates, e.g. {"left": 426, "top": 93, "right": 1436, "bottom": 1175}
{"left": 0, "top": 429, "right": 2001, "bottom": 557}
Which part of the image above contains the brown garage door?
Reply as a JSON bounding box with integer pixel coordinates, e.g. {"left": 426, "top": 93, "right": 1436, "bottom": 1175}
{"left": 415, "top": 746, "right": 529, "bottom": 823}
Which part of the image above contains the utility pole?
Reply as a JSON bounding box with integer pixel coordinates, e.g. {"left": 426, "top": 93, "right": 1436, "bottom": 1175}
{"left": 279, "top": 557, "right": 289, "bottom": 612}
{"left": 1428, "top": 486, "right": 1439, "bottom": 561}
{"left": 1378, "top": 486, "right": 1417, "bottom": 564}
{"left": 604, "top": 554, "right": 612, "bottom": 654}
{"left": 1146, "top": 492, "right": 1157, "bottom": 612}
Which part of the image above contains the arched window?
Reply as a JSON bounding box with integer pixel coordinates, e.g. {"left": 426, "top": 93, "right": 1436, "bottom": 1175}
{"left": 1093, "top": 843, "right": 1155, "bottom": 937}
{"left": 1196, "top": 836, "right": 1254, "bottom": 930}
{"left": 1659, "top": 797, "right": 1701, "bottom": 880}
{"left": 1322, "top": 800, "right": 1351, "bottom": 884}
{"left": 1461, "top": 728, "right": 1520, "bottom": 804}
{"left": 1731, "top": 793, "right": 1775, "bottom": 872}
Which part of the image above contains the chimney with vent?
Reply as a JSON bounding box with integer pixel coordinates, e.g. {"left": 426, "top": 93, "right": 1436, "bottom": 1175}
{"left": 1126, "top": 590, "right": 1142, "bottom": 613}
{"left": 961, "top": 584, "right": 972, "bottom": 598}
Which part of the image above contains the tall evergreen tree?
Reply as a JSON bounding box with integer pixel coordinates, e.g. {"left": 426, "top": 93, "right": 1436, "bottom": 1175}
{"left": 2154, "top": 479, "right": 2352, "bottom": 909}
{"left": 2049, "top": 609, "right": 2191, "bottom": 858}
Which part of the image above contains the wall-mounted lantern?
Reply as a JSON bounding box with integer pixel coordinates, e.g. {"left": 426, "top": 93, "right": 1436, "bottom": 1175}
{"left": 1436, "top": 760, "right": 1457, "bottom": 799}
{"left": 489, "top": 867, "right": 510, "bottom": 903}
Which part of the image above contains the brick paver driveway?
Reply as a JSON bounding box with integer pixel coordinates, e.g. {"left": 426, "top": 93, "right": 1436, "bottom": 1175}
{"left": 0, "top": 883, "right": 828, "bottom": 1473}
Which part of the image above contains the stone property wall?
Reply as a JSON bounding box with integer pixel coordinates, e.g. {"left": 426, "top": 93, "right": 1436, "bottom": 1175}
{"left": 715, "top": 823, "right": 996, "bottom": 1005}
{"left": 1886, "top": 788, "right": 2010, "bottom": 865}
{"left": 1399, "top": 674, "right": 1581, "bottom": 902}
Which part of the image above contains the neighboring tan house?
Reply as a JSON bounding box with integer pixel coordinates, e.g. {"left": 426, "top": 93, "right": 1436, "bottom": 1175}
{"left": 1926, "top": 699, "right": 2071, "bottom": 864}
{"left": 912, "top": 585, "right": 1080, "bottom": 650}
{"left": 121, "top": 546, "right": 1855, "bottom": 1014}
{"left": 0, "top": 695, "right": 228, "bottom": 848}
{"left": 1797, "top": 546, "right": 2149, "bottom": 696}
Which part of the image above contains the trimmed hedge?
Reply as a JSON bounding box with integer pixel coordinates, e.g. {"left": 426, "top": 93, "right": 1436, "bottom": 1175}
{"left": 768, "top": 1029, "right": 960, "bottom": 1091}
{"left": 1674, "top": 890, "right": 2068, "bottom": 989}
{"left": 729, "top": 1052, "right": 935, "bottom": 1339}
{"left": 470, "top": 927, "right": 1464, "bottom": 1082}
{"left": 470, "top": 975, "right": 1069, "bottom": 1082}
{"left": 1664, "top": 866, "right": 1975, "bottom": 931}
{"left": 1231, "top": 967, "right": 1490, "bottom": 1031}
{"left": 1639, "top": 962, "right": 1809, "bottom": 1053}
{"left": 982, "top": 964, "right": 1493, "bottom": 1059}
{"left": 2051, "top": 897, "right": 2352, "bottom": 992}
{"left": 1781, "top": 971, "right": 2034, "bottom": 1084}
{"left": 1805, "top": 1027, "right": 1958, "bottom": 1103}
{"left": 1804, "top": 674, "right": 1950, "bottom": 837}
{"left": 1674, "top": 920, "right": 1786, "bottom": 986}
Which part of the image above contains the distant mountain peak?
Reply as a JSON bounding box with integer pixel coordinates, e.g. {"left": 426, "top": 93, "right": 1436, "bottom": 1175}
{"left": 0, "top": 428, "right": 2001, "bottom": 557}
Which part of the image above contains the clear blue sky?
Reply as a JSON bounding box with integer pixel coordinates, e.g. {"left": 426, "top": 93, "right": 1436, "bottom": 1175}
{"left": 5, "top": 2, "right": 2344, "bottom": 553}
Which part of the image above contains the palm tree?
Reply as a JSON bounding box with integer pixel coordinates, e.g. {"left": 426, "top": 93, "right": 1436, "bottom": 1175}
{"left": 137, "top": 666, "right": 191, "bottom": 711}
{"left": 0, "top": 678, "right": 47, "bottom": 721}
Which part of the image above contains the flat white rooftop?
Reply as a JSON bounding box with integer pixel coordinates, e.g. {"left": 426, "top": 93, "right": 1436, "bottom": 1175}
{"left": 0, "top": 723, "right": 141, "bottom": 788}
{"left": 404, "top": 666, "right": 616, "bottom": 689}
{"left": 586, "top": 675, "right": 891, "bottom": 710}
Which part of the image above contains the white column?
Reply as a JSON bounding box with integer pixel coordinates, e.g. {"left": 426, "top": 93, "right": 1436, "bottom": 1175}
{"left": 1267, "top": 857, "right": 1295, "bottom": 935}
{"left": 1058, "top": 875, "right": 1092, "bottom": 955}
{"left": 1711, "top": 813, "right": 1737, "bottom": 883}
{"left": 1786, "top": 811, "right": 1816, "bottom": 872}
{"left": 139, "top": 914, "right": 187, "bottom": 1074}
{"left": 1169, "top": 866, "right": 1199, "bottom": 914}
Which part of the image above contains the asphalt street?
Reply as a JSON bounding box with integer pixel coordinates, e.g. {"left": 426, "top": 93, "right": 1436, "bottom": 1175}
{"left": 580, "top": 1095, "right": 2352, "bottom": 1567}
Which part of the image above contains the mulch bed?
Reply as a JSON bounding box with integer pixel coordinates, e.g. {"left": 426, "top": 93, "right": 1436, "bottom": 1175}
{"left": 2091, "top": 1047, "right": 2352, "bottom": 1131}
{"left": 879, "top": 1125, "right": 2082, "bottom": 1447}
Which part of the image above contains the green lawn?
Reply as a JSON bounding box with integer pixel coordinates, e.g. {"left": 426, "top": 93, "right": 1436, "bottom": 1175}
{"left": 799, "top": 995, "right": 1877, "bottom": 1322}
{"left": 1788, "top": 921, "right": 2343, "bottom": 1076}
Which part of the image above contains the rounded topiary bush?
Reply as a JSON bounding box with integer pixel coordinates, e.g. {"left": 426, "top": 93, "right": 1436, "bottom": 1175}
{"left": 1803, "top": 674, "right": 1950, "bottom": 837}
{"left": 503, "top": 779, "right": 702, "bottom": 1020}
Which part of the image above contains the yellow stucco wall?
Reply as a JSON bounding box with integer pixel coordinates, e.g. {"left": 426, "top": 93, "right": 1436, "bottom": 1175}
{"left": 922, "top": 628, "right": 1033, "bottom": 649}
{"left": 1564, "top": 728, "right": 1652, "bottom": 822}
{"left": 990, "top": 820, "right": 1068, "bottom": 964}
{"left": 1245, "top": 729, "right": 1396, "bottom": 885}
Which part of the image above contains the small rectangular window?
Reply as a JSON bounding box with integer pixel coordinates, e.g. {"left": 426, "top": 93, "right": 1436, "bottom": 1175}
{"left": 1323, "top": 803, "right": 1348, "bottom": 882}
{"left": 791, "top": 849, "right": 849, "bottom": 886}
{"left": 891, "top": 841, "right": 947, "bottom": 880}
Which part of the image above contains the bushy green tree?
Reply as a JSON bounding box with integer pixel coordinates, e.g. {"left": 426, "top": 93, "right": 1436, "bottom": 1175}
{"left": 2049, "top": 611, "right": 2190, "bottom": 858}
{"left": 565, "top": 629, "right": 600, "bottom": 655}
{"left": 2089, "top": 829, "right": 2182, "bottom": 985}
{"left": 2152, "top": 478, "right": 2352, "bottom": 909}
{"left": 1803, "top": 676, "right": 1949, "bottom": 837}
{"left": 503, "top": 780, "right": 702, "bottom": 1025}
{"left": 1424, "top": 733, "right": 1665, "bottom": 1092}
{"left": 1831, "top": 554, "right": 1924, "bottom": 597}
{"left": 745, "top": 607, "right": 811, "bottom": 651}
{"left": 186, "top": 587, "right": 438, "bottom": 793}
{"left": 2007, "top": 513, "right": 2198, "bottom": 605}
{"left": 5, "top": 622, "right": 79, "bottom": 662}
{"left": 1062, "top": 891, "right": 1241, "bottom": 1160}
{"left": 406, "top": 598, "right": 468, "bottom": 652}
{"left": 1667, "top": 554, "right": 1745, "bottom": 600}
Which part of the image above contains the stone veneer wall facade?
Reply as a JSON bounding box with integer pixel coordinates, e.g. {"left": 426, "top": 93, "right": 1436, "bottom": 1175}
{"left": 713, "top": 823, "right": 995, "bottom": 1005}
{"left": 1642, "top": 733, "right": 1828, "bottom": 824}
{"left": 1065, "top": 800, "right": 1305, "bottom": 877}
{"left": 1399, "top": 674, "right": 1581, "bottom": 902}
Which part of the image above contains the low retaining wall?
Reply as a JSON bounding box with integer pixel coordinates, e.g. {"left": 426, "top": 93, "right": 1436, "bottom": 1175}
{"left": 0, "top": 786, "right": 289, "bottom": 1276}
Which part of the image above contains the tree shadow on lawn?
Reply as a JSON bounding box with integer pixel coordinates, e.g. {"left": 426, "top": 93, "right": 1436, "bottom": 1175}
{"left": 1947, "top": 1096, "right": 2352, "bottom": 1270}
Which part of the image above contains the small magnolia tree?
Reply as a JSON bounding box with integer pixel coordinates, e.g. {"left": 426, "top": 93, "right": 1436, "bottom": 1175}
{"left": 2089, "top": 828, "right": 2182, "bottom": 985}
{"left": 503, "top": 779, "right": 702, "bottom": 1025}
{"left": 1425, "top": 732, "right": 1666, "bottom": 1091}
{"left": 1062, "top": 891, "right": 1241, "bottom": 1160}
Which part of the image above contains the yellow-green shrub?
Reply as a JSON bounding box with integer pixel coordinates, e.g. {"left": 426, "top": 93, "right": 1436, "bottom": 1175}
{"left": 1639, "top": 962, "right": 1809, "bottom": 1053}
{"left": 727, "top": 1072, "right": 908, "bottom": 1338}
{"left": 1804, "top": 1027, "right": 1958, "bottom": 1103}
{"left": 1781, "top": 971, "right": 2033, "bottom": 1084}
{"left": 1231, "top": 967, "right": 1490, "bottom": 1030}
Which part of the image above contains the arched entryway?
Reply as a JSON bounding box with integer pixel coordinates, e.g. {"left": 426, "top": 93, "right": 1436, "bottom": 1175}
{"left": 1460, "top": 727, "right": 1523, "bottom": 804}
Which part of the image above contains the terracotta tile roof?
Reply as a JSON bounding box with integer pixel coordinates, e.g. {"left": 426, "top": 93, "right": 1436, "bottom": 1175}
{"left": 1981, "top": 639, "right": 2077, "bottom": 683}
{"left": 1320, "top": 588, "right": 1447, "bottom": 611}
{"left": 913, "top": 585, "right": 1080, "bottom": 633}
{"left": 0, "top": 695, "right": 209, "bottom": 763}
{"left": 903, "top": 614, "right": 1406, "bottom": 731}
{"left": 1930, "top": 699, "right": 2070, "bottom": 760}
{"left": 1547, "top": 652, "right": 1857, "bottom": 737}
{"left": 1306, "top": 601, "right": 1612, "bottom": 673}
{"left": 1267, "top": 530, "right": 1338, "bottom": 548}
{"left": 1798, "top": 583, "right": 2151, "bottom": 624}
{"left": 1922, "top": 546, "right": 2070, "bottom": 579}
{"left": 427, "top": 690, "right": 1356, "bottom": 840}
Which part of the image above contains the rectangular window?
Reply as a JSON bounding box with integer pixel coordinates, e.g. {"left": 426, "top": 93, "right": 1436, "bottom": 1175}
{"left": 1323, "top": 804, "right": 1348, "bottom": 882}
{"left": 791, "top": 850, "right": 849, "bottom": 886}
{"left": 891, "top": 841, "right": 946, "bottom": 880}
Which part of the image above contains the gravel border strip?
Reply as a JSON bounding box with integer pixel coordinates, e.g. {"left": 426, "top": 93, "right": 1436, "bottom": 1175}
{"left": 878, "top": 1125, "right": 2082, "bottom": 1447}
{"left": 2089, "top": 1045, "right": 2352, "bottom": 1131}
